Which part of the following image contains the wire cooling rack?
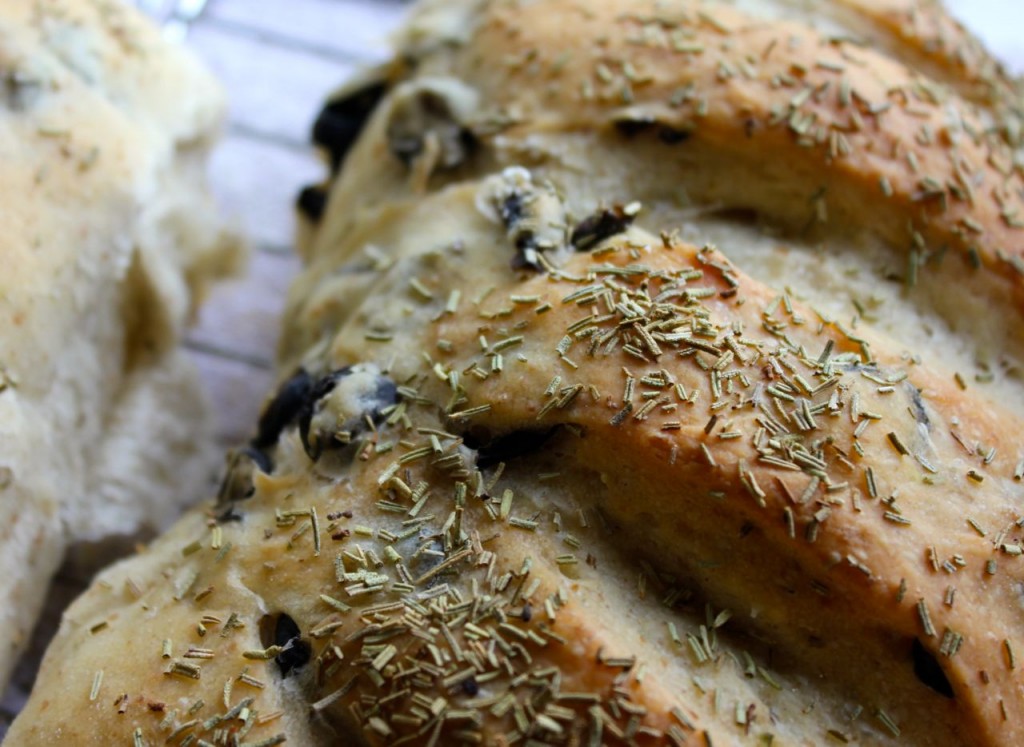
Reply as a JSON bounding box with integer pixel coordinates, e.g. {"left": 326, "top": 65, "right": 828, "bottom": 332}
{"left": 0, "top": 0, "right": 1020, "bottom": 735}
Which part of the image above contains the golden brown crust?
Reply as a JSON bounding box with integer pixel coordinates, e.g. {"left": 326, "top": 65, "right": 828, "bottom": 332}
{"left": 12, "top": 1, "right": 1024, "bottom": 745}
{"left": 838, "top": 0, "right": 1024, "bottom": 136}
{"left": 448, "top": 0, "right": 1024, "bottom": 281}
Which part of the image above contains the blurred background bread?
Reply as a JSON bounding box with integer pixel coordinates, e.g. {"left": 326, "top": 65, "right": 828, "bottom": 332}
{"left": 0, "top": 0, "right": 240, "bottom": 688}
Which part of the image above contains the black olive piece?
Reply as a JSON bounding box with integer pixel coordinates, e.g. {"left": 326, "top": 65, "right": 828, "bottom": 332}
{"left": 499, "top": 192, "right": 525, "bottom": 227}
{"left": 492, "top": 179, "right": 568, "bottom": 273}
{"left": 216, "top": 446, "right": 273, "bottom": 507}
{"left": 389, "top": 134, "right": 424, "bottom": 165}
{"left": 386, "top": 88, "right": 478, "bottom": 169}
{"left": 312, "top": 81, "right": 388, "bottom": 173}
{"left": 614, "top": 118, "right": 655, "bottom": 137}
{"left": 615, "top": 117, "right": 690, "bottom": 144}
{"left": 297, "top": 367, "right": 400, "bottom": 462}
{"left": 912, "top": 638, "right": 954, "bottom": 698}
{"left": 215, "top": 506, "right": 244, "bottom": 524}
{"left": 571, "top": 207, "right": 636, "bottom": 252}
{"left": 460, "top": 677, "right": 480, "bottom": 696}
{"left": 510, "top": 236, "right": 542, "bottom": 272}
{"left": 658, "top": 126, "right": 691, "bottom": 144}
{"left": 260, "top": 613, "right": 312, "bottom": 678}
{"left": 297, "top": 367, "right": 352, "bottom": 461}
{"left": 509, "top": 232, "right": 551, "bottom": 272}
{"left": 247, "top": 446, "right": 273, "bottom": 473}
{"left": 252, "top": 369, "right": 315, "bottom": 451}
{"left": 297, "top": 185, "right": 327, "bottom": 222}
{"left": 521, "top": 604, "right": 532, "bottom": 622}
{"left": 390, "top": 126, "right": 478, "bottom": 169}
{"left": 462, "top": 427, "right": 559, "bottom": 470}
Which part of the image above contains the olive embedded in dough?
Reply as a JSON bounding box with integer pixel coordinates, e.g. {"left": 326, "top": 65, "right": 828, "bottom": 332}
{"left": 611, "top": 110, "right": 691, "bottom": 144}
{"left": 296, "top": 185, "right": 327, "bottom": 222}
{"left": 570, "top": 206, "right": 637, "bottom": 252}
{"left": 463, "top": 426, "right": 561, "bottom": 469}
{"left": 260, "top": 613, "right": 311, "bottom": 678}
{"left": 385, "top": 78, "right": 479, "bottom": 170}
{"left": 215, "top": 446, "right": 272, "bottom": 508}
{"left": 477, "top": 167, "right": 571, "bottom": 271}
{"left": 312, "top": 78, "right": 389, "bottom": 173}
{"left": 298, "top": 364, "right": 399, "bottom": 461}
{"left": 252, "top": 368, "right": 315, "bottom": 451}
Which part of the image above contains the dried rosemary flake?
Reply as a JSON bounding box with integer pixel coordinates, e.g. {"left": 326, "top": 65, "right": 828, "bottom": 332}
{"left": 184, "top": 646, "right": 215, "bottom": 660}
{"left": 448, "top": 404, "right": 492, "bottom": 420}
{"left": 166, "top": 661, "right": 202, "bottom": 680}
{"left": 408, "top": 278, "right": 434, "bottom": 301}
{"left": 774, "top": 508, "right": 793, "bottom": 542}
{"left": 884, "top": 511, "right": 911, "bottom": 526}
{"left": 311, "top": 507, "right": 321, "bottom": 556}
{"left": 238, "top": 673, "right": 266, "bottom": 689}
{"left": 371, "top": 644, "right": 398, "bottom": 671}
{"left": 500, "top": 489, "right": 514, "bottom": 519}
{"left": 243, "top": 646, "right": 285, "bottom": 660}
{"left": 89, "top": 670, "right": 103, "bottom": 701}
{"left": 916, "top": 599, "right": 936, "bottom": 637}
{"left": 445, "top": 290, "right": 461, "bottom": 314}
{"left": 169, "top": 567, "right": 200, "bottom": 602}
{"left": 886, "top": 432, "right": 909, "bottom": 456}
{"left": 509, "top": 516, "right": 539, "bottom": 531}
{"left": 940, "top": 629, "right": 964, "bottom": 658}
{"left": 865, "top": 467, "right": 878, "bottom": 499}
{"left": 875, "top": 709, "right": 901, "bottom": 737}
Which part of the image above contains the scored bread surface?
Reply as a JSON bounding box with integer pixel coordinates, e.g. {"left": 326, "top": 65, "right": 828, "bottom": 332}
{"left": 9, "top": 1, "right": 1024, "bottom": 745}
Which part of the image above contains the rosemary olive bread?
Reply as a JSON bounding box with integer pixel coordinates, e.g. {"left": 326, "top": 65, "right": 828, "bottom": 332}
{"left": 10, "top": 0, "right": 1024, "bottom": 744}
{"left": 0, "top": 0, "right": 240, "bottom": 687}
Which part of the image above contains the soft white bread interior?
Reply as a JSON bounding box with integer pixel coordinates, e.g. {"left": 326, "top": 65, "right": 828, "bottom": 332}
{"left": 0, "top": 0, "right": 241, "bottom": 684}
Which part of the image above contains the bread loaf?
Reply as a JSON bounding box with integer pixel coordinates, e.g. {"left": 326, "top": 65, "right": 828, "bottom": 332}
{"left": 0, "top": 0, "right": 240, "bottom": 686}
{"left": 9, "top": 0, "right": 1024, "bottom": 744}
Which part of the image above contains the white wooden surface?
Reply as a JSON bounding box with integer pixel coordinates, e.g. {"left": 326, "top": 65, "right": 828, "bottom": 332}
{"left": 185, "top": 0, "right": 406, "bottom": 449}
{"left": 1, "top": 0, "right": 1022, "bottom": 733}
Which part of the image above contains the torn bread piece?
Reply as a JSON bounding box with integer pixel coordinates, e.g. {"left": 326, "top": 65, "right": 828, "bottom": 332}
{"left": 0, "top": 0, "right": 241, "bottom": 684}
